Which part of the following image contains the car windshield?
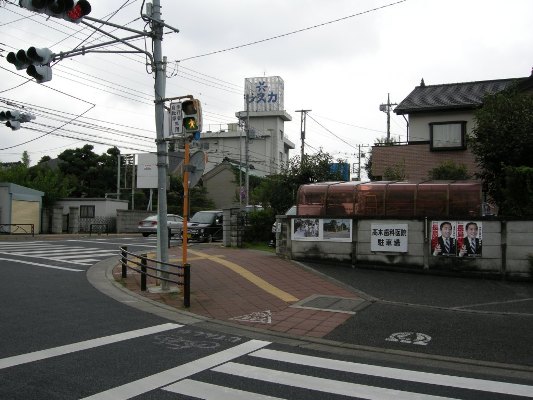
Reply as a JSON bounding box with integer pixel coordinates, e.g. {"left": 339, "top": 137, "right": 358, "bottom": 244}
{"left": 190, "top": 212, "right": 218, "bottom": 224}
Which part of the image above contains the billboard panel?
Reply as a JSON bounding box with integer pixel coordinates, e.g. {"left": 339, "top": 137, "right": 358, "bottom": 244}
{"left": 244, "top": 76, "right": 284, "bottom": 112}
{"left": 137, "top": 153, "right": 158, "bottom": 189}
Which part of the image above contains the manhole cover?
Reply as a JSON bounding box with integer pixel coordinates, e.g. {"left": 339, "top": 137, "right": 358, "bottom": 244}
{"left": 291, "top": 295, "right": 367, "bottom": 314}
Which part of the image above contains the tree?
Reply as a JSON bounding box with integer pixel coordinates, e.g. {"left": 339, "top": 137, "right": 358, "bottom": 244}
{"left": 365, "top": 136, "right": 401, "bottom": 181}
{"left": 21, "top": 151, "right": 31, "bottom": 167}
{"left": 252, "top": 150, "right": 345, "bottom": 215}
{"left": 428, "top": 160, "right": 470, "bottom": 180}
{"left": 0, "top": 160, "right": 74, "bottom": 207}
{"left": 383, "top": 160, "right": 407, "bottom": 181}
{"left": 470, "top": 87, "right": 533, "bottom": 214}
{"left": 57, "top": 145, "right": 120, "bottom": 198}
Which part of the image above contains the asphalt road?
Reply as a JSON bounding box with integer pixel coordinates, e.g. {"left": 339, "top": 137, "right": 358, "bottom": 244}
{"left": 0, "top": 236, "right": 532, "bottom": 399}
{"left": 306, "top": 262, "right": 533, "bottom": 366}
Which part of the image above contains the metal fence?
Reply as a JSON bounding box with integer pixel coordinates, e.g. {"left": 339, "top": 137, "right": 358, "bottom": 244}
{"left": 0, "top": 224, "right": 35, "bottom": 236}
{"left": 119, "top": 246, "right": 190, "bottom": 307}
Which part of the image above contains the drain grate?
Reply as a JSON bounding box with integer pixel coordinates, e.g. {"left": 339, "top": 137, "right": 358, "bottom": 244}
{"left": 291, "top": 295, "right": 367, "bottom": 314}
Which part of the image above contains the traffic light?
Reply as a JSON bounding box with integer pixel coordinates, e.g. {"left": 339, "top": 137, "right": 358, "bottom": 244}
{"left": 6, "top": 47, "right": 54, "bottom": 83}
{"left": 6, "top": 121, "right": 21, "bottom": 131}
{"left": 1, "top": 110, "right": 36, "bottom": 131}
{"left": 19, "top": 0, "right": 91, "bottom": 23}
{"left": 181, "top": 99, "right": 202, "bottom": 136}
{"left": 27, "top": 64, "right": 52, "bottom": 83}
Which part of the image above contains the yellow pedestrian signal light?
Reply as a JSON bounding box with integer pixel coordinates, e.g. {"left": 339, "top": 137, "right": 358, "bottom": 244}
{"left": 183, "top": 116, "right": 198, "bottom": 131}
{"left": 181, "top": 99, "right": 202, "bottom": 134}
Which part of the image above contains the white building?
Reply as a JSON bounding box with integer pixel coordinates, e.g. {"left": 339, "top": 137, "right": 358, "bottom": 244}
{"left": 196, "top": 76, "right": 295, "bottom": 176}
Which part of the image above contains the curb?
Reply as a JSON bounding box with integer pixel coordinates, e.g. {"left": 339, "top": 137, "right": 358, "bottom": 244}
{"left": 87, "top": 256, "right": 533, "bottom": 378}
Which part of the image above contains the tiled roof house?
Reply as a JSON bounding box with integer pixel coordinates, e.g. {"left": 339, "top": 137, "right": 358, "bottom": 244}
{"left": 371, "top": 72, "right": 531, "bottom": 181}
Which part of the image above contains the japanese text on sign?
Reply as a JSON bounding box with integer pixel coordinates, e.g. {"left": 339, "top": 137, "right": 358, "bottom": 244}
{"left": 370, "top": 223, "right": 408, "bottom": 252}
{"left": 169, "top": 102, "right": 183, "bottom": 136}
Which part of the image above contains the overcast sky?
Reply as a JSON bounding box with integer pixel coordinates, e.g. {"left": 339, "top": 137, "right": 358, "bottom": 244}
{"left": 1, "top": 0, "right": 531, "bottom": 174}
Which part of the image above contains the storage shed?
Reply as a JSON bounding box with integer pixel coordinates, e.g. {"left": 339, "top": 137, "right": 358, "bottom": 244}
{"left": 0, "top": 182, "right": 44, "bottom": 234}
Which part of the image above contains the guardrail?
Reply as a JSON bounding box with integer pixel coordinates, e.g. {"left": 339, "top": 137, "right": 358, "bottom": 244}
{"left": 0, "top": 224, "right": 35, "bottom": 236}
{"left": 119, "top": 246, "right": 190, "bottom": 307}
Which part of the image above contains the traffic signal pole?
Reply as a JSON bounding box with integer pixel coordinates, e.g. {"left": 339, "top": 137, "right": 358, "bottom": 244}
{"left": 11, "top": 0, "right": 182, "bottom": 290}
{"left": 151, "top": 0, "right": 170, "bottom": 289}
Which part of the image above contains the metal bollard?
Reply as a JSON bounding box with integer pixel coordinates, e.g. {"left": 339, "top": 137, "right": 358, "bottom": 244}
{"left": 140, "top": 253, "right": 147, "bottom": 291}
{"left": 120, "top": 246, "right": 128, "bottom": 278}
{"left": 183, "top": 263, "right": 190, "bottom": 308}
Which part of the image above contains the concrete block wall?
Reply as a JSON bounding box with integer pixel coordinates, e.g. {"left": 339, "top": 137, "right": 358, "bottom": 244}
{"left": 277, "top": 217, "right": 533, "bottom": 279}
{"left": 506, "top": 221, "right": 533, "bottom": 278}
{"left": 356, "top": 219, "right": 425, "bottom": 268}
{"left": 116, "top": 209, "right": 155, "bottom": 233}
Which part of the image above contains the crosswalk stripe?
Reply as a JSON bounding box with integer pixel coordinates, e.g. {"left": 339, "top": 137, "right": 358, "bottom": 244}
{"left": 81, "top": 340, "right": 271, "bottom": 400}
{"left": 0, "top": 257, "right": 84, "bottom": 272}
{"left": 46, "top": 253, "right": 118, "bottom": 259}
{"left": 0, "top": 323, "right": 182, "bottom": 370}
{"left": 251, "top": 349, "right": 533, "bottom": 397}
{"left": 8, "top": 250, "right": 116, "bottom": 257}
{"left": 163, "top": 379, "right": 285, "bottom": 399}
{"left": 213, "top": 362, "right": 456, "bottom": 400}
{"left": 0, "top": 244, "right": 60, "bottom": 250}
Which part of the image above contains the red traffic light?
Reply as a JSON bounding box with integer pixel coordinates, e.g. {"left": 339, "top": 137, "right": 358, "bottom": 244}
{"left": 65, "top": 0, "right": 91, "bottom": 22}
{"left": 19, "top": 0, "right": 91, "bottom": 22}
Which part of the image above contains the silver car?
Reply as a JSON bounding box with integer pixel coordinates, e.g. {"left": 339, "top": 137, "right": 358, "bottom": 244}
{"left": 138, "top": 214, "right": 183, "bottom": 237}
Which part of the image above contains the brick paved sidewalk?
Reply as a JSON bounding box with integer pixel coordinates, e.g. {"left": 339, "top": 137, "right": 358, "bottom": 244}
{"left": 114, "top": 245, "right": 366, "bottom": 339}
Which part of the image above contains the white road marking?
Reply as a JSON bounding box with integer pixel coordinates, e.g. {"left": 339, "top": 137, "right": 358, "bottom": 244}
{"left": 46, "top": 253, "right": 118, "bottom": 260}
{"left": 163, "top": 379, "right": 284, "bottom": 399}
{"left": 67, "top": 239, "right": 157, "bottom": 247}
{"left": 0, "top": 257, "right": 83, "bottom": 272}
{"left": 81, "top": 340, "right": 270, "bottom": 400}
{"left": 0, "top": 323, "right": 182, "bottom": 370}
{"left": 0, "top": 244, "right": 58, "bottom": 250}
{"left": 0, "top": 252, "right": 104, "bottom": 266}
{"left": 9, "top": 250, "right": 117, "bottom": 257}
{"left": 213, "top": 362, "right": 457, "bottom": 400}
{"left": 251, "top": 349, "right": 533, "bottom": 397}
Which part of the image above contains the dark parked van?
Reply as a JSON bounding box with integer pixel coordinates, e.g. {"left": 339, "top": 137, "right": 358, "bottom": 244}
{"left": 183, "top": 210, "right": 223, "bottom": 242}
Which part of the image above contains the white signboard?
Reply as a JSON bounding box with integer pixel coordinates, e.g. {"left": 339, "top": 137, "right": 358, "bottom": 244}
{"left": 137, "top": 153, "right": 158, "bottom": 189}
{"left": 168, "top": 102, "right": 183, "bottom": 136}
{"left": 370, "top": 223, "right": 408, "bottom": 252}
{"left": 244, "top": 76, "right": 284, "bottom": 112}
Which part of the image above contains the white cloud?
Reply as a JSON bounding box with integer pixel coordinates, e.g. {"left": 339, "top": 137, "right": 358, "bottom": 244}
{"left": 1, "top": 0, "right": 531, "bottom": 167}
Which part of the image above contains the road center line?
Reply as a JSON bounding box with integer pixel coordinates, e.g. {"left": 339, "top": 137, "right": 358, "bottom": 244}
{"left": 0, "top": 257, "right": 84, "bottom": 272}
{"left": 0, "top": 323, "right": 182, "bottom": 370}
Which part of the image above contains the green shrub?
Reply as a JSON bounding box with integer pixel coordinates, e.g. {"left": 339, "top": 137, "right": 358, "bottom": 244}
{"left": 244, "top": 209, "right": 275, "bottom": 242}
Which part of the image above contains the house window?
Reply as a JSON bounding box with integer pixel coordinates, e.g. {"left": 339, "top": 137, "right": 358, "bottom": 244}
{"left": 430, "top": 121, "right": 466, "bottom": 150}
{"left": 80, "top": 205, "right": 95, "bottom": 218}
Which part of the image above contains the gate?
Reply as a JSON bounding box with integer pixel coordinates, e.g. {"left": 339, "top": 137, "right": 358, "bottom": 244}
{"left": 229, "top": 208, "right": 247, "bottom": 248}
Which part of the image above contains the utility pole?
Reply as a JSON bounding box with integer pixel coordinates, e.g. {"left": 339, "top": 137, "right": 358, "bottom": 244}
{"left": 350, "top": 144, "right": 370, "bottom": 180}
{"left": 151, "top": 0, "right": 169, "bottom": 284}
{"left": 295, "top": 109, "right": 311, "bottom": 161}
{"left": 245, "top": 94, "right": 250, "bottom": 207}
{"left": 12, "top": 0, "right": 177, "bottom": 272}
{"left": 379, "top": 94, "right": 397, "bottom": 142}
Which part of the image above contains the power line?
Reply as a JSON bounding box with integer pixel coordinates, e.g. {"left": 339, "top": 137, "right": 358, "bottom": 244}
{"left": 177, "top": 0, "right": 408, "bottom": 62}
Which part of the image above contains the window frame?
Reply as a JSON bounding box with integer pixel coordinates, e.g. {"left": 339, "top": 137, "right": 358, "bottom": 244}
{"left": 429, "top": 121, "right": 467, "bottom": 151}
{"left": 80, "top": 205, "right": 95, "bottom": 218}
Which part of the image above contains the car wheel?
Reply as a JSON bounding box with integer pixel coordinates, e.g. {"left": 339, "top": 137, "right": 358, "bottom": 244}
{"left": 142, "top": 233, "right": 150, "bottom": 237}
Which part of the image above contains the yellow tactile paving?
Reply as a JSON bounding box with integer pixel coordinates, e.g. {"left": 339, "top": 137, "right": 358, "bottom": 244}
{"left": 187, "top": 249, "right": 299, "bottom": 303}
